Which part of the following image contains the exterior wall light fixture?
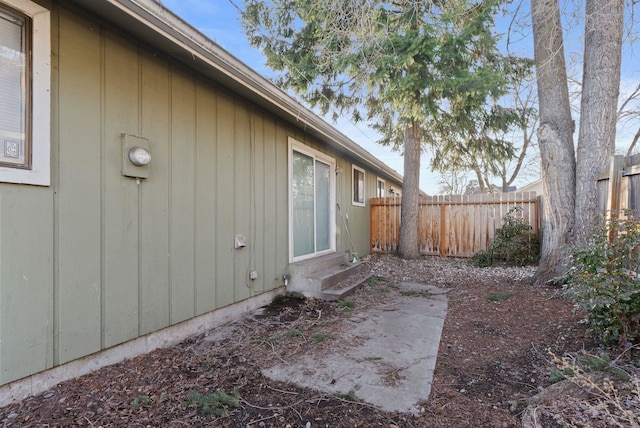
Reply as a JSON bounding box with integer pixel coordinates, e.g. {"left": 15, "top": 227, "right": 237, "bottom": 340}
{"left": 121, "top": 133, "right": 151, "bottom": 179}
{"left": 128, "top": 146, "right": 151, "bottom": 166}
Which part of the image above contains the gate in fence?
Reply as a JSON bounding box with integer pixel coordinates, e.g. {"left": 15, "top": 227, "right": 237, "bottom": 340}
{"left": 370, "top": 192, "right": 539, "bottom": 258}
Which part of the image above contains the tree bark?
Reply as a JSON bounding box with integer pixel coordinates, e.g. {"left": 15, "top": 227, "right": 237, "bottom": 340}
{"left": 574, "top": 0, "right": 623, "bottom": 240}
{"left": 531, "top": 0, "right": 576, "bottom": 284}
{"left": 472, "top": 164, "right": 486, "bottom": 193}
{"left": 398, "top": 121, "right": 422, "bottom": 259}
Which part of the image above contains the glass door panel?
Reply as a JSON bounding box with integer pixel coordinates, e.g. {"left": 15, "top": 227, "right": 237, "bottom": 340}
{"left": 292, "top": 150, "right": 314, "bottom": 258}
{"left": 315, "top": 160, "right": 331, "bottom": 252}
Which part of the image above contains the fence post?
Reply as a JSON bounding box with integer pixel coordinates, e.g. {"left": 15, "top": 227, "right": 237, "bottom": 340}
{"left": 439, "top": 196, "right": 447, "bottom": 257}
{"left": 606, "top": 155, "right": 625, "bottom": 221}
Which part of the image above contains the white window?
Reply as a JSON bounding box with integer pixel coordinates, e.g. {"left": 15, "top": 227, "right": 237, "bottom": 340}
{"left": 0, "top": 0, "right": 50, "bottom": 186}
{"left": 376, "top": 177, "right": 385, "bottom": 198}
{"left": 352, "top": 165, "right": 365, "bottom": 207}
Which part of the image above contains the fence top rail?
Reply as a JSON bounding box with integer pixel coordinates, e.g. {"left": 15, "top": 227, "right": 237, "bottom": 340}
{"left": 598, "top": 153, "right": 640, "bottom": 181}
{"left": 370, "top": 192, "right": 538, "bottom": 206}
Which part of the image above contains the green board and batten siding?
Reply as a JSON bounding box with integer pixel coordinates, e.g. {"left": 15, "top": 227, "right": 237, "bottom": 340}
{"left": 0, "top": 187, "right": 54, "bottom": 384}
{"left": 0, "top": 2, "right": 398, "bottom": 386}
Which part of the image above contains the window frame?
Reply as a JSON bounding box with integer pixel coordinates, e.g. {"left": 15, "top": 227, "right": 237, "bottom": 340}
{"left": 0, "top": 0, "right": 50, "bottom": 186}
{"left": 351, "top": 165, "right": 365, "bottom": 207}
{"left": 288, "top": 137, "right": 337, "bottom": 263}
{"left": 376, "top": 177, "right": 385, "bottom": 198}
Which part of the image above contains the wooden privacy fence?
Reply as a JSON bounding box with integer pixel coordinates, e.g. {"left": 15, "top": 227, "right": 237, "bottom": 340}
{"left": 370, "top": 192, "right": 539, "bottom": 258}
{"left": 598, "top": 154, "right": 640, "bottom": 215}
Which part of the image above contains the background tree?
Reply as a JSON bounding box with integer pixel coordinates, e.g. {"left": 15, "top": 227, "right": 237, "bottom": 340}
{"left": 430, "top": 71, "right": 539, "bottom": 193}
{"left": 620, "top": 83, "right": 640, "bottom": 156}
{"left": 429, "top": 103, "right": 520, "bottom": 193}
{"left": 437, "top": 170, "right": 470, "bottom": 195}
{"left": 241, "top": 0, "right": 522, "bottom": 259}
{"left": 488, "top": 78, "right": 540, "bottom": 192}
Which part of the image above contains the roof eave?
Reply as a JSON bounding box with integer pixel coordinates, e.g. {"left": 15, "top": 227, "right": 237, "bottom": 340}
{"left": 63, "top": 0, "right": 404, "bottom": 185}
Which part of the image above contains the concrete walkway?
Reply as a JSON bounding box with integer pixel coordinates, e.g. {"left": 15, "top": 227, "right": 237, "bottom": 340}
{"left": 262, "top": 282, "right": 448, "bottom": 414}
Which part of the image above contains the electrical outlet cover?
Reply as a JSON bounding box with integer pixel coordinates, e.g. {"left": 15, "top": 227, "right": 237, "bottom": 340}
{"left": 235, "top": 234, "right": 246, "bottom": 248}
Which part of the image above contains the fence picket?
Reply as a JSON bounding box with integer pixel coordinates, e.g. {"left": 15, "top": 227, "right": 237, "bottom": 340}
{"left": 596, "top": 154, "right": 640, "bottom": 220}
{"left": 370, "top": 192, "right": 539, "bottom": 258}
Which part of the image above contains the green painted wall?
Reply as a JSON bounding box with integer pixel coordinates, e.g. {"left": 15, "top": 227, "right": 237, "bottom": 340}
{"left": 0, "top": 2, "right": 403, "bottom": 386}
{"left": 0, "top": 187, "right": 54, "bottom": 383}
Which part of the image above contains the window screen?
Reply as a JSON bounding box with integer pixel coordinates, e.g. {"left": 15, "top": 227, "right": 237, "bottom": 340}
{"left": 0, "top": 6, "right": 29, "bottom": 168}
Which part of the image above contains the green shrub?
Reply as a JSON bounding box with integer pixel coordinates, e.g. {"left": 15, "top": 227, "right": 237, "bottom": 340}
{"left": 562, "top": 215, "right": 640, "bottom": 345}
{"left": 471, "top": 207, "right": 540, "bottom": 267}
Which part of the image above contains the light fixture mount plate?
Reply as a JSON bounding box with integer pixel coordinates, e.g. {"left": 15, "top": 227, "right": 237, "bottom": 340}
{"left": 121, "top": 133, "right": 150, "bottom": 179}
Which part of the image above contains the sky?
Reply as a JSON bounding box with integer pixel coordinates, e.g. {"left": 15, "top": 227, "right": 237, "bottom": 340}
{"left": 158, "top": 0, "right": 640, "bottom": 195}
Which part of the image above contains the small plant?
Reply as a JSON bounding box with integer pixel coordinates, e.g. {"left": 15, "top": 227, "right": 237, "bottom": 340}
{"left": 313, "top": 332, "right": 329, "bottom": 342}
{"left": 365, "top": 276, "right": 398, "bottom": 293}
{"left": 548, "top": 352, "right": 639, "bottom": 426}
{"left": 548, "top": 353, "right": 613, "bottom": 383}
{"left": 366, "top": 275, "right": 389, "bottom": 288}
{"left": 199, "top": 359, "right": 215, "bottom": 368}
{"left": 485, "top": 291, "right": 512, "bottom": 302}
{"left": 562, "top": 215, "right": 640, "bottom": 345}
{"left": 400, "top": 289, "right": 432, "bottom": 298}
{"left": 334, "top": 389, "right": 358, "bottom": 401}
{"left": 577, "top": 353, "right": 612, "bottom": 372}
{"left": 249, "top": 336, "right": 277, "bottom": 346}
{"left": 549, "top": 367, "right": 574, "bottom": 383}
{"left": 338, "top": 300, "right": 355, "bottom": 311}
{"left": 130, "top": 395, "right": 150, "bottom": 407}
{"left": 471, "top": 207, "right": 540, "bottom": 267}
{"left": 184, "top": 389, "right": 241, "bottom": 416}
{"left": 285, "top": 330, "right": 304, "bottom": 338}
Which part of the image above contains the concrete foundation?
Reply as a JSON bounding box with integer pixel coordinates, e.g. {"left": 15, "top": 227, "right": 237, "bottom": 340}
{"left": 0, "top": 288, "right": 284, "bottom": 407}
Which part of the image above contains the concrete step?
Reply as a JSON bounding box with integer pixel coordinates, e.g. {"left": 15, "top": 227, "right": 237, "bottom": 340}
{"left": 308, "top": 260, "right": 363, "bottom": 291}
{"left": 286, "top": 252, "right": 367, "bottom": 299}
{"left": 290, "top": 252, "right": 349, "bottom": 276}
{"left": 319, "top": 272, "right": 375, "bottom": 301}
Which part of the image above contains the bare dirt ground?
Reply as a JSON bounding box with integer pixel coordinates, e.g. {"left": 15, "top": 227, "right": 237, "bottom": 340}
{"left": 1, "top": 254, "right": 638, "bottom": 427}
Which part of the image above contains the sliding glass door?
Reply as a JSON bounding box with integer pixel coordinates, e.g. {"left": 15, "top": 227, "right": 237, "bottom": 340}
{"left": 290, "top": 139, "right": 335, "bottom": 261}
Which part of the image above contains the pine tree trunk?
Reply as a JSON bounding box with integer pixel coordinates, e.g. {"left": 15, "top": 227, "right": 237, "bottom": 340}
{"left": 574, "top": 0, "right": 623, "bottom": 240}
{"left": 398, "top": 121, "right": 422, "bottom": 259}
{"left": 531, "top": 0, "right": 576, "bottom": 284}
